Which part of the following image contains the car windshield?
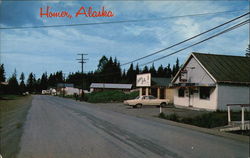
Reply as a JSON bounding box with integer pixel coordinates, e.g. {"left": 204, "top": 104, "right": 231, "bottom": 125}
{"left": 135, "top": 96, "right": 140, "bottom": 99}
{"left": 149, "top": 96, "right": 156, "bottom": 99}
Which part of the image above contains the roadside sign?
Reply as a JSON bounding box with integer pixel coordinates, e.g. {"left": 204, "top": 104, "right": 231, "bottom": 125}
{"left": 136, "top": 73, "right": 151, "bottom": 87}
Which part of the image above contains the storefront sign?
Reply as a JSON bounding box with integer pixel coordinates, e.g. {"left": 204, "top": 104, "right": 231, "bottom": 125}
{"left": 136, "top": 73, "right": 151, "bottom": 87}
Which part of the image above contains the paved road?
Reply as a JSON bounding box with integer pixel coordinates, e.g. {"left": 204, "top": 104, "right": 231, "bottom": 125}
{"left": 18, "top": 95, "right": 249, "bottom": 158}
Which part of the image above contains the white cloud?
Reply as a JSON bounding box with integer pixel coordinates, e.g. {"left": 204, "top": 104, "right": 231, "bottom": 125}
{"left": 173, "top": 17, "right": 201, "bottom": 39}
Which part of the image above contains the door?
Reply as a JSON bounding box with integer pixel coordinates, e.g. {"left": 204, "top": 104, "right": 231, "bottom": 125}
{"left": 188, "top": 88, "right": 194, "bottom": 107}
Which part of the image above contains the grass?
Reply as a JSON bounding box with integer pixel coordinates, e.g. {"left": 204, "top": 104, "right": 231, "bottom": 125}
{"left": 0, "top": 94, "right": 20, "bottom": 100}
{"left": 229, "top": 130, "right": 250, "bottom": 136}
{"left": 159, "top": 110, "right": 250, "bottom": 128}
{"left": 84, "top": 91, "right": 139, "bottom": 103}
{"left": 0, "top": 95, "right": 32, "bottom": 158}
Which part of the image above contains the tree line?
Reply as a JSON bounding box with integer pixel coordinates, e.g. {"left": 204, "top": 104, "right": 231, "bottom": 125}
{"left": 0, "top": 56, "right": 180, "bottom": 95}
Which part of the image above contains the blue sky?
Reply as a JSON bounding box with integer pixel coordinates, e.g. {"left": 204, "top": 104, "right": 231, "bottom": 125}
{"left": 0, "top": 1, "right": 249, "bottom": 79}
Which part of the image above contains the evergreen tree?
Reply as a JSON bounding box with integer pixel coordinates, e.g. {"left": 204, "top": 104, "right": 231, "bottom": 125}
{"left": 8, "top": 70, "right": 19, "bottom": 94}
{"left": 0, "top": 64, "right": 6, "bottom": 82}
{"left": 165, "top": 64, "right": 172, "bottom": 78}
{"left": 121, "top": 69, "right": 126, "bottom": 81}
{"left": 40, "top": 72, "right": 48, "bottom": 90}
{"left": 19, "top": 72, "right": 26, "bottom": 93}
{"left": 97, "top": 56, "right": 108, "bottom": 72}
{"left": 51, "top": 71, "right": 63, "bottom": 84}
{"left": 127, "top": 63, "right": 136, "bottom": 83}
{"left": 33, "top": 74, "right": 38, "bottom": 93}
{"left": 172, "top": 58, "right": 180, "bottom": 77}
{"left": 176, "top": 58, "right": 180, "bottom": 72}
{"left": 246, "top": 44, "right": 250, "bottom": 57}
{"left": 149, "top": 64, "right": 157, "bottom": 77}
{"left": 142, "top": 66, "right": 149, "bottom": 73}
{"left": 135, "top": 64, "right": 140, "bottom": 75}
{"left": 172, "top": 65, "right": 176, "bottom": 77}
{"left": 27, "top": 73, "right": 35, "bottom": 92}
{"left": 114, "top": 62, "right": 122, "bottom": 83}
{"left": 157, "top": 65, "right": 165, "bottom": 77}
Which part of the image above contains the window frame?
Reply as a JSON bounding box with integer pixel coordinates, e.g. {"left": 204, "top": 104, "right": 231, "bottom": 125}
{"left": 178, "top": 88, "right": 185, "bottom": 97}
{"left": 199, "top": 87, "right": 210, "bottom": 100}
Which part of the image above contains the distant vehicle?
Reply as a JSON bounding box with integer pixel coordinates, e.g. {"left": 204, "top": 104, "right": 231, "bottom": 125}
{"left": 123, "top": 95, "right": 169, "bottom": 108}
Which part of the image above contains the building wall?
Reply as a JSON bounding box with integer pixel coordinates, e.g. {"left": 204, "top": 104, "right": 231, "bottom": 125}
{"left": 174, "top": 86, "right": 218, "bottom": 111}
{"left": 65, "top": 87, "right": 80, "bottom": 95}
{"left": 217, "top": 85, "right": 250, "bottom": 111}
{"left": 165, "top": 88, "right": 174, "bottom": 103}
{"left": 173, "top": 56, "right": 218, "bottom": 110}
{"left": 175, "top": 57, "right": 215, "bottom": 84}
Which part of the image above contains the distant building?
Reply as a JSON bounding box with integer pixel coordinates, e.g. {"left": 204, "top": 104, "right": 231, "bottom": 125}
{"left": 42, "top": 88, "right": 56, "bottom": 95}
{"left": 90, "top": 83, "right": 132, "bottom": 92}
{"left": 171, "top": 52, "right": 250, "bottom": 111}
{"left": 136, "top": 73, "right": 174, "bottom": 103}
{"left": 64, "top": 87, "right": 80, "bottom": 96}
{"left": 56, "top": 83, "right": 74, "bottom": 95}
{"left": 0, "top": 82, "right": 8, "bottom": 85}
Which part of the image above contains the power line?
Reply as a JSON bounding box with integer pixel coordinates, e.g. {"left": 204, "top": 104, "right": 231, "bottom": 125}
{"left": 121, "top": 12, "right": 250, "bottom": 66}
{"left": 139, "top": 19, "right": 249, "bottom": 67}
{"left": 0, "top": 9, "right": 247, "bottom": 30}
{"left": 71, "top": 19, "right": 248, "bottom": 78}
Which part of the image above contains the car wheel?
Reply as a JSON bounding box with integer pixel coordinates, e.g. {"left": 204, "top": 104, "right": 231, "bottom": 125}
{"left": 136, "top": 104, "right": 142, "bottom": 108}
{"left": 133, "top": 105, "right": 137, "bottom": 108}
{"left": 160, "top": 102, "right": 167, "bottom": 107}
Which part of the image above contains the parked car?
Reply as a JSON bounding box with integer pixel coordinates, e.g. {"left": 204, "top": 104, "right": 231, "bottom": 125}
{"left": 123, "top": 95, "right": 169, "bottom": 108}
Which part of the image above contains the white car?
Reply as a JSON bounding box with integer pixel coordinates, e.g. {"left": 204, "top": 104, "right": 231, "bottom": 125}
{"left": 124, "top": 95, "right": 169, "bottom": 108}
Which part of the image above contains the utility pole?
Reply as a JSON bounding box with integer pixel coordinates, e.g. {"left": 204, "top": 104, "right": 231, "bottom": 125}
{"left": 77, "top": 53, "right": 88, "bottom": 100}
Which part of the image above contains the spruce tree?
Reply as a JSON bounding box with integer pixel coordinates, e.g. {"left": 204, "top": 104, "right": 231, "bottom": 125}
{"left": 142, "top": 66, "right": 149, "bottom": 73}
{"left": 8, "top": 70, "right": 19, "bottom": 94}
{"left": 246, "top": 44, "right": 250, "bottom": 57}
{"left": 19, "top": 72, "right": 26, "bottom": 93}
{"left": 149, "top": 64, "right": 157, "bottom": 77}
{"left": 27, "top": 73, "right": 35, "bottom": 93}
{"left": 0, "top": 64, "right": 6, "bottom": 82}
{"left": 157, "top": 65, "right": 165, "bottom": 77}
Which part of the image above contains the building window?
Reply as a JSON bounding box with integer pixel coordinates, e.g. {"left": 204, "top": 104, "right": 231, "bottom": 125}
{"left": 200, "top": 87, "right": 210, "bottom": 99}
{"left": 178, "top": 88, "right": 185, "bottom": 97}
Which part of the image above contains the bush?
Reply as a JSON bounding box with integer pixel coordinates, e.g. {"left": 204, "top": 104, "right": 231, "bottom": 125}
{"left": 126, "top": 91, "right": 139, "bottom": 100}
{"left": 158, "top": 113, "right": 180, "bottom": 122}
{"left": 159, "top": 111, "right": 250, "bottom": 128}
{"left": 166, "top": 113, "right": 180, "bottom": 122}
{"left": 182, "top": 111, "right": 250, "bottom": 128}
{"left": 159, "top": 112, "right": 167, "bottom": 119}
{"left": 85, "top": 90, "right": 138, "bottom": 103}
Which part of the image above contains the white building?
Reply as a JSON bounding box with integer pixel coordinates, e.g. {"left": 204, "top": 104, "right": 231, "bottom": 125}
{"left": 64, "top": 87, "right": 80, "bottom": 96}
{"left": 172, "top": 52, "right": 250, "bottom": 111}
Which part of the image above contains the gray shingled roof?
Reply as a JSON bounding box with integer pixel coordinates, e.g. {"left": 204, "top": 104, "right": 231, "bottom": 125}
{"left": 193, "top": 52, "right": 250, "bottom": 84}
{"left": 90, "top": 83, "right": 132, "bottom": 89}
{"left": 151, "top": 77, "right": 171, "bottom": 86}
